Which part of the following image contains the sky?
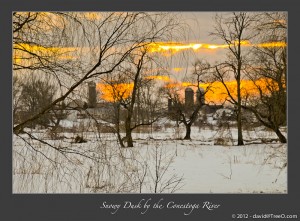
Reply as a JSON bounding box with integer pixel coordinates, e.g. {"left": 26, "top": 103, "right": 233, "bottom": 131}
{"left": 147, "top": 12, "right": 286, "bottom": 80}
{"left": 150, "top": 12, "right": 227, "bottom": 80}
{"left": 95, "top": 11, "right": 287, "bottom": 104}
{"left": 14, "top": 12, "right": 286, "bottom": 104}
{"left": 181, "top": 12, "right": 217, "bottom": 42}
{"left": 14, "top": 12, "right": 228, "bottom": 87}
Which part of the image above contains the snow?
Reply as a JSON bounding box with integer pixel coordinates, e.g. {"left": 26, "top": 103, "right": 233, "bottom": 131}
{"left": 167, "top": 141, "right": 286, "bottom": 193}
{"left": 13, "top": 125, "right": 287, "bottom": 194}
{"left": 59, "top": 119, "right": 75, "bottom": 128}
{"left": 213, "top": 108, "right": 234, "bottom": 119}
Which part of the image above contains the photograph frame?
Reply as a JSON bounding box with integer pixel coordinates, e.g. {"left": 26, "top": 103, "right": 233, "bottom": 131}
{"left": 1, "top": 0, "right": 300, "bottom": 220}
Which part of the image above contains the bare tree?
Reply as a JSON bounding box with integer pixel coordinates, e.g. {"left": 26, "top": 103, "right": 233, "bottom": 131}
{"left": 211, "top": 12, "right": 255, "bottom": 145}
{"left": 243, "top": 12, "right": 287, "bottom": 143}
{"left": 99, "top": 48, "right": 168, "bottom": 147}
{"left": 122, "top": 50, "right": 149, "bottom": 147}
{"left": 149, "top": 142, "right": 184, "bottom": 193}
{"left": 166, "top": 60, "right": 213, "bottom": 139}
{"left": 13, "top": 12, "right": 179, "bottom": 135}
{"left": 16, "top": 74, "right": 56, "bottom": 129}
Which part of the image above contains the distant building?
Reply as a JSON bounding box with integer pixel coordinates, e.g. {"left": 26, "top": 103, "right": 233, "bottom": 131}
{"left": 201, "top": 104, "right": 223, "bottom": 114}
{"left": 85, "top": 102, "right": 117, "bottom": 121}
{"left": 167, "top": 86, "right": 207, "bottom": 117}
{"left": 68, "top": 99, "right": 86, "bottom": 109}
{"left": 167, "top": 86, "right": 206, "bottom": 114}
{"left": 88, "top": 82, "right": 97, "bottom": 108}
{"left": 185, "top": 87, "right": 194, "bottom": 108}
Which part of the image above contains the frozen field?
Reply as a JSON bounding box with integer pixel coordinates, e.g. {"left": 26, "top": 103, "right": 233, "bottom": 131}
{"left": 13, "top": 125, "right": 287, "bottom": 194}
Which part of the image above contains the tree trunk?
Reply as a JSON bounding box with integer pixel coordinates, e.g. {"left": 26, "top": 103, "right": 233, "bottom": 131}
{"left": 275, "top": 128, "right": 287, "bottom": 143}
{"left": 114, "top": 104, "right": 125, "bottom": 147}
{"left": 237, "top": 108, "right": 244, "bottom": 145}
{"left": 125, "top": 117, "right": 134, "bottom": 147}
{"left": 184, "top": 124, "right": 191, "bottom": 140}
{"left": 237, "top": 77, "right": 244, "bottom": 146}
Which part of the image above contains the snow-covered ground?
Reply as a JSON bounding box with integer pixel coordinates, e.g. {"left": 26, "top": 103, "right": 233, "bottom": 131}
{"left": 13, "top": 123, "right": 287, "bottom": 194}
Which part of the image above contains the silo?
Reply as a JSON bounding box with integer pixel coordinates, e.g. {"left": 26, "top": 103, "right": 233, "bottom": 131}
{"left": 185, "top": 87, "right": 194, "bottom": 107}
{"left": 88, "top": 82, "right": 97, "bottom": 108}
{"left": 196, "top": 87, "right": 205, "bottom": 105}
